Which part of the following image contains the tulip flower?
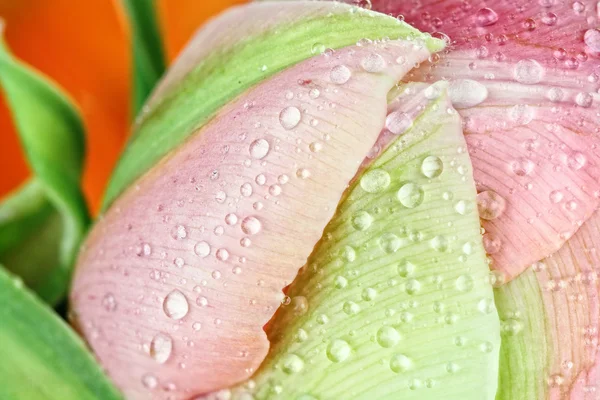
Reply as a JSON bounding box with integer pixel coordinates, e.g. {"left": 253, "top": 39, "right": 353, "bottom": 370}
{"left": 0, "top": 0, "right": 598, "bottom": 400}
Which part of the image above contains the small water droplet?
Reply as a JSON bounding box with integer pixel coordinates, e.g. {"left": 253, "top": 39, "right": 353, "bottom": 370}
{"left": 483, "top": 233, "right": 502, "bottom": 254}
{"left": 455, "top": 275, "right": 474, "bottom": 292}
{"left": 390, "top": 354, "right": 412, "bottom": 373}
{"left": 397, "top": 182, "right": 424, "bottom": 208}
{"left": 249, "top": 138, "right": 270, "bottom": 159}
{"left": 421, "top": 156, "right": 444, "bottom": 178}
{"left": 241, "top": 216, "right": 262, "bottom": 235}
{"left": 362, "top": 287, "right": 377, "bottom": 301}
{"left": 385, "top": 111, "right": 413, "bottom": 135}
{"left": 194, "top": 241, "right": 211, "bottom": 258}
{"left": 584, "top": 29, "right": 600, "bottom": 52}
{"left": 326, "top": 339, "right": 351, "bottom": 362}
{"left": 475, "top": 7, "right": 498, "bottom": 26}
{"left": 225, "top": 213, "right": 238, "bottom": 226}
{"left": 330, "top": 65, "right": 351, "bottom": 84}
{"left": 150, "top": 332, "right": 173, "bottom": 364}
{"left": 549, "top": 190, "right": 564, "bottom": 204}
{"left": 448, "top": 79, "right": 488, "bottom": 108}
{"left": 398, "top": 260, "right": 416, "bottom": 277}
{"left": 514, "top": 59, "right": 543, "bottom": 84}
{"left": 240, "top": 183, "right": 253, "bottom": 197}
{"left": 454, "top": 200, "right": 474, "bottom": 215}
{"left": 567, "top": 151, "right": 587, "bottom": 170}
{"left": 279, "top": 107, "right": 302, "bottom": 130}
{"left": 430, "top": 235, "right": 448, "bottom": 252}
{"left": 171, "top": 225, "right": 188, "bottom": 240}
{"left": 361, "top": 52, "right": 385, "bottom": 72}
{"left": 216, "top": 248, "right": 229, "bottom": 261}
{"left": 163, "top": 290, "right": 189, "bottom": 320}
{"left": 309, "top": 142, "right": 322, "bottom": 152}
{"left": 296, "top": 168, "right": 311, "bottom": 179}
{"left": 478, "top": 298, "right": 495, "bottom": 314}
{"left": 269, "top": 184, "right": 282, "bottom": 196}
{"left": 575, "top": 92, "right": 593, "bottom": 108}
{"left": 360, "top": 169, "right": 391, "bottom": 193}
{"left": 142, "top": 374, "right": 158, "bottom": 390}
{"left": 281, "top": 353, "right": 304, "bottom": 374}
{"left": 102, "top": 293, "right": 117, "bottom": 312}
{"left": 343, "top": 301, "right": 361, "bottom": 315}
{"left": 196, "top": 296, "right": 208, "bottom": 307}
{"left": 311, "top": 42, "right": 325, "bottom": 55}
{"left": 405, "top": 279, "right": 421, "bottom": 295}
{"left": 351, "top": 211, "right": 373, "bottom": 230}
{"left": 379, "top": 233, "right": 402, "bottom": 253}
{"left": 477, "top": 190, "right": 506, "bottom": 220}
{"left": 377, "top": 326, "right": 401, "bottom": 347}
{"left": 255, "top": 174, "right": 266, "bottom": 186}
{"left": 511, "top": 157, "right": 535, "bottom": 176}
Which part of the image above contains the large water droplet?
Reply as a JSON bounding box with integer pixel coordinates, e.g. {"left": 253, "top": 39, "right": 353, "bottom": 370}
{"left": 330, "top": 65, "right": 351, "bottom": 84}
{"left": 513, "top": 59, "right": 544, "bottom": 84}
{"left": 477, "top": 190, "right": 506, "bottom": 220}
{"left": 385, "top": 111, "right": 413, "bottom": 135}
{"left": 241, "top": 216, "right": 262, "bottom": 235}
{"left": 455, "top": 275, "right": 474, "bottom": 292}
{"left": 281, "top": 353, "right": 305, "bottom": 374}
{"left": 360, "top": 169, "right": 390, "bottom": 193}
{"left": 575, "top": 92, "right": 593, "bottom": 108}
{"left": 194, "top": 241, "right": 211, "bottom": 258}
{"left": 430, "top": 235, "right": 448, "bottom": 252}
{"left": 398, "top": 260, "right": 416, "bottom": 277}
{"left": 150, "top": 332, "right": 173, "bottom": 364}
{"left": 343, "top": 301, "right": 360, "bottom": 315}
{"left": 448, "top": 79, "right": 488, "bottom": 108}
{"left": 584, "top": 29, "right": 600, "bottom": 52}
{"left": 379, "top": 233, "right": 402, "bottom": 254}
{"left": 397, "top": 182, "right": 424, "bottom": 208}
{"left": 475, "top": 7, "right": 498, "bottom": 26}
{"left": 163, "top": 290, "right": 189, "bottom": 320}
{"left": 390, "top": 354, "right": 412, "bottom": 373}
{"left": 279, "top": 107, "right": 301, "bottom": 130}
{"left": 351, "top": 211, "right": 373, "bottom": 230}
{"left": 361, "top": 52, "right": 386, "bottom": 72}
{"left": 509, "top": 104, "right": 535, "bottom": 125}
{"left": 249, "top": 138, "right": 270, "bottom": 159}
{"left": 405, "top": 279, "right": 421, "bottom": 295}
{"left": 377, "top": 326, "right": 401, "bottom": 347}
{"left": 421, "top": 156, "right": 444, "bottom": 178}
{"left": 326, "top": 339, "right": 351, "bottom": 362}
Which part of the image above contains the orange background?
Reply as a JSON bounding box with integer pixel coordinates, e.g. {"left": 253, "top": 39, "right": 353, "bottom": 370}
{"left": 0, "top": 0, "right": 244, "bottom": 212}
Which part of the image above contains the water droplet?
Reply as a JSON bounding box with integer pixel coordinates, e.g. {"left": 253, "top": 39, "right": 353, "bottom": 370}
{"left": 171, "top": 225, "right": 188, "bottom": 240}
{"left": 420, "top": 156, "right": 444, "bottom": 178}
{"left": 575, "top": 92, "right": 593, "bottom": 108}
{"left": 448, "top": 79, "right": 488, "bottom": 108}
{"left": 397, "top": 182, "right": 424, "bottom": 208}
{"left": 225, "top": 213, "right": 238, "bottom": 226}
{"left": 150, "top": 332, "right": 173, "bottom": 364}
{"left": 249, "top": 138, "right": 270, "bottom": 160}
{"left": 255, "top": 174, "right": 266, "bottom": 186}
{"left": 547, "top": 87, "right": 563, "bottom": 102}
{"left": 269, "top": 184, "right": 282, "bottom": 196}
{"left": 541, "top": 11, "right": 558, "bottom": 25}
{"left": 343, "top": 301, "right": 361, "bottom": 315}
{"left": 509, "top": 104, "right": 535, "bottom": 125}
{"left": 311, "top": 42, "right": 325, "bottom": 55}
{"left": 377, "top": 326, "right": 401, "bottom": 347}
{"left": 241, "top": 216, "right": 262, "bottom": 235}
{"left": 279, "top": 107, "right": 301, "bottom": 130}
{"left": 330, "top": 65, "right": 351, "bottom": 84}
{"left": 379, "top": 233, "right": 402, "bottom": 254}
{"left": 296, "top": 168, "right": 311, "bottom": 179}
{"left": 513, "top": 59, "right": 543, "bottom": 84}
{"left": 351, "top": 211, "right": 373, "bottom": 230}
{"left": 362, "top": 287, "right": 377, "bottom": 301}
{"left": 281, "top": 353, "right": 304, "bottom": 374}
{"left": 480, "top": 341, "right": 494, "bottom": 353}
{"left": 390, "top": 354, "right": 412, "bottom": 373}
{"left": 102, "top": 293, "right": 117, "bottom": 311}
{"left": 194, "top": 241, "right": 211, "bottom": 258}
{"left": 163, "top": 290, "right": 189, "bottom": 320}
{"left": 455, "top": 275, "right": 474, "bottom": 292}
{"left": 398, "top": 260, "right": 416, "bottom": 277}
{"left": 430, "top": 235, "right": 448, "bottom": 252}
{"left": 454, "top": 200, "right": 474, "bottom": 215}
{"left": 240, "top": 183, "right": 253, "bottom": 198}
{"left": 309, "top": 142, "right": 322, "bottom": 152}
{"left": 216, "top": 248, "right": 229, "bottom": 261}
{"left": 142, "top": 374, "right": 158, "bottom": 390}
{"left": 405, "top": 279, "right": 421, "bottom": 295}
{"left": 341, "top": 245, "right": 356, "bottom": 262}
{"left": 385, "top": 111, "right": 413, "bottom": 135}
{"left": 309, "top": 88, "right": 320, "bottom": 99}
{"left": 502, "top": 318, "right": 523, "bottom": 335}
{"left": 446, "top": 362, "right": 460, "bottom": 373}
{"left": 549, "top": 190, "right": 564, "bottom": 203}
{"left": 326, "top": 339, "right": 351, "bottom": 362}
{"left": 335, "top": 276, "right": 348, "bottom": 289}
{"left": 477, "top": 190, "right": 506, "bottom": 220}
{"left": 361, "top": 52, "right": 385, "bottom": 72}
{"left": 483, "top": 233, "right": 502, "bottom": 254}
{"left": 567, "top": 151, "right": 587, "bottom": 170}
{"left": 511, "top": 157, "right": 535, "bottom": 176}
{"left": 584, "top": 29, "right": 600, "bottom": 52}
{"left": 173, "top": 257, "right": 184, "bottom": 268}
{"left": 360, "top": 169, "right": 391, "bottom": 193}
{"left": 475, "top": 7, "right": 498, "bottom": 26}
{"left": 192, "top": 322, "right": 202, "bottom": 331}
{"left": 478, "top": 298, "right": 495, "bottom": 314}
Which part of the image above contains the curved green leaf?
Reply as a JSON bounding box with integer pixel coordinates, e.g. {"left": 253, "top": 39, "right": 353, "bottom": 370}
{"left": 103, "top": 1, "right": 443, "bottom": 209}
{"left": 120, "top": 0, "right": 166, "bottom": 115}
{"left": 229, "top": 87, "right": 500, "bottom": 399}
{"left": 0, "top": 36, "right": 89, "bottom": 304}
{"left": 0, "top": 266, "right": 123, "bottom": 400}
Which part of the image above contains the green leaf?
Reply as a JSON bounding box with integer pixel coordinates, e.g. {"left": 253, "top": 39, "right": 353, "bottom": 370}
{"left": 103, "top": 2, "right": 443, "bottom": 209}
{"left": 121, "top": 0, "right": 166, "bottom": 115}
{"left": 230, "top": 86, "right": 500, "bottom": 399}
{"left": 0, "top": 266, "right": 123, "bottom": 400}
{"left": 0, "top": 36, "right": 89, "bottom": 304}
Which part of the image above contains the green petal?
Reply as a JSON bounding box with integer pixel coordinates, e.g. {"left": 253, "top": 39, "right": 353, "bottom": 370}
{"left": 103, "top": 1, "right": 443, "bottom": 209}
{"left": 120, "top": 0, "right": 166, "bottom": 115}
{"left": 0, "top": 36, "right": 89, "bottom": 304}
{"left": 230, "top": 87, "right": 500, "bottom": 399}
{"left": 0, "top": 266, "right": 122, "bottom": 400}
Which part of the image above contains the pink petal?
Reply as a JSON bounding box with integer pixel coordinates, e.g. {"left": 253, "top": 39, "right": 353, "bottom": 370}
{"left": 367, "top": 0, "right": 600, "bottom": 280}
{"left": 71, "top": 37, "right": 435, "bottom": 400}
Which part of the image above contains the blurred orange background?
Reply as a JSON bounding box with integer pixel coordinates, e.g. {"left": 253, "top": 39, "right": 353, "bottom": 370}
{"left": 0, "top": 0, "right": 244, "bottom": 212}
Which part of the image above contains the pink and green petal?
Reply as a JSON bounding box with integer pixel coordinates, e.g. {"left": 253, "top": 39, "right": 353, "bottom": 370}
{"left": 215, "top": 87, "right": 500, "bottom": 400}
{"left": 495, "top": 211, "right": 600, "bottom": 399}
{"left": 364, "top": 0, "right": 600, "bottom": 280}
{"left": 71, "top": 15, "right": 442, "bottom": 399}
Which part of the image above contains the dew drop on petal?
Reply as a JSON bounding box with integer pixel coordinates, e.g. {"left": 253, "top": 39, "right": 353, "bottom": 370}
{"left": 241, "top": 216, "right": 262, "bottom": 235}
{"left": 142, "top": 374, "right": 158, "bottom": 390}
{"left": 281, "top": 353, "right": 305, "bottom": 374}
{"left": 448, "top": 79, "right": 488, "bottom": 108}
{"left": 150, "top": 333, "right": 173, "bottom": 364}
{"left": 575, "top": 92, "right": 593, "bottom": 108}
{"left": 326, "top": 339, "right": 351, "bottom": 362}
{"left": 397, "top": 182, "right": 424, "bottom": 208}
{"left": 351, "top": 211, "right": 373, "bottom": 231}
{"left": 279, "top": 107, "right": 302, "bottom": 130}
{"left": 584, "top": 29, "right": 600, "bottom": 52}
{"left": 249, "top": 138, "right": 270, "bottom": 159}
{"left": 475, "top": 7, "right": 498, "bottom": 26}
{"left": 455, "top": 275, "right": 474, "bottom": 292}
{"left": 163, "top": 290, "right": 189, "bottom": 320}
{"left": 477, "top": 190, "right": 506, "bottom": 220}
{"left": 390, "top": 354, "right": 412, "bottom": 373}
{"left": 385, "top": 111, "right": 413, "bottom": 135}
{"left": 360, "top": 169, "right": 391, "bottom": 193}
{"left": 513, "top": 59, "right": 544, "bottom": 84}
{"left": 240, "top": 183, "right": 253, "bottom": 197}
{"left": 377, "top": 326, "right": 401, "bottom": 347}
{"left": 330, "top": 65, "right": 351, "bottom": 84}
{"left": 361, "top": 53, "right": 386, "bottom": 72}
{"left": 421, "top": 156, "right": 444, "bottom": 178}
